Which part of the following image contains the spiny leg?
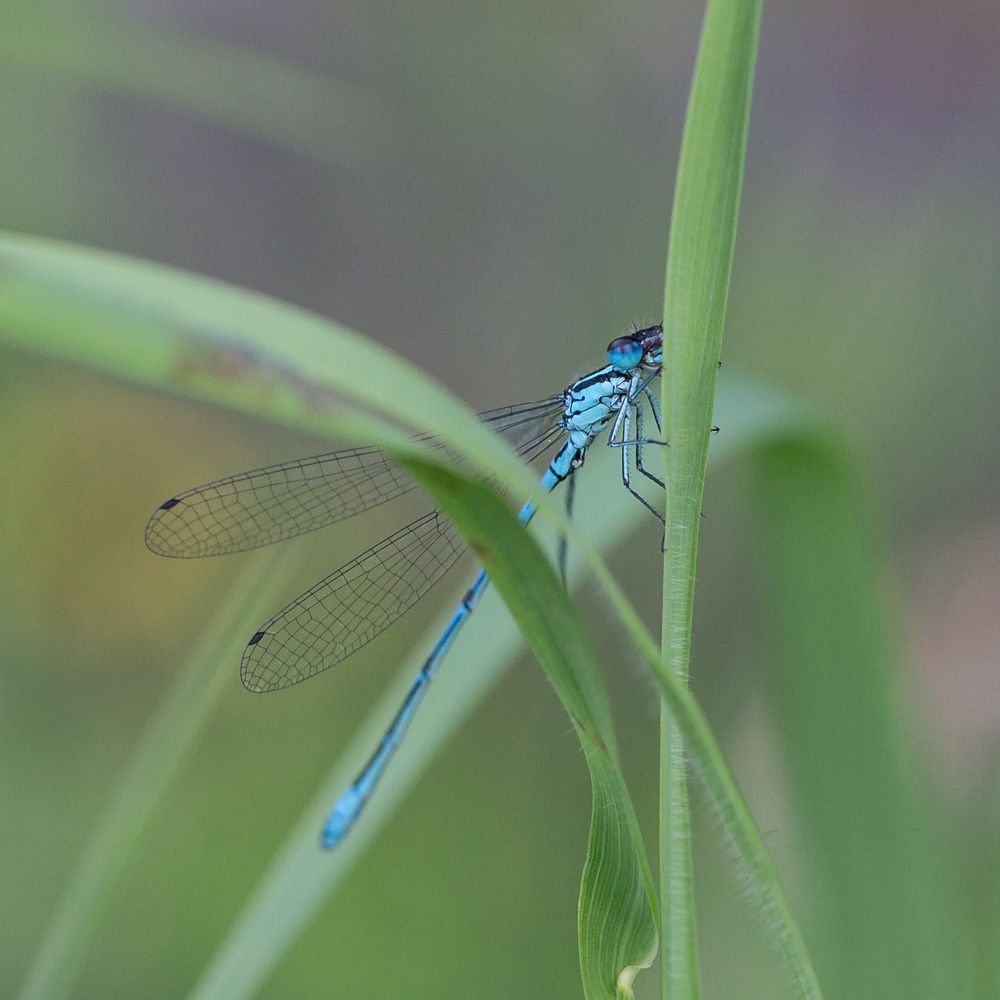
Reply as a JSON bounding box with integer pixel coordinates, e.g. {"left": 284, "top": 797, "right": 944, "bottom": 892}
{"left": 619, "top": 402, "right": 665, "bottom": 526}
{"left": 608, "top": 391, "right": 667, "bottom": 490}
{"left": 643, "top": 385, "right": 662, "bottom": 432}
{"left": 637, "top": 390, "right": 668, "bottom": 549}
{"left": 633, "top": 399, "right": 666, "bottom": 492}
{"left": 609, "top": 378, "right": 668, "bottom": 451}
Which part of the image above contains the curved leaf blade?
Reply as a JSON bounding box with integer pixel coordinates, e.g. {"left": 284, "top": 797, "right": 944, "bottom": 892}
{"left": 398, "top": 458, "right": 657, "bottom": 1000}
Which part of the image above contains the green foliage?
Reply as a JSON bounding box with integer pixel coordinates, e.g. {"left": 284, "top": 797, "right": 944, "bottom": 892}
{"left": 0, "top": 229, "right": 818, "bottom": 1000}
{"left": 186, "top": 468, "right": 653, "bottom": 1000}
{"left": 0, "top": 223, "right": 960, "bottom": 999}
{"left": 0, "top": 2, "right": 972, "bottom": 998}
{"left": 400, "top": 461, "right": 657, "bottom": 999}
{"left": 658, "top": 0, "right": 761, "bottom": 994}
{"left": 749, "top": 440, "right": 958, "bottom": 999}
{"left": 0, "top": 231, "right": 661, "bottom": 999}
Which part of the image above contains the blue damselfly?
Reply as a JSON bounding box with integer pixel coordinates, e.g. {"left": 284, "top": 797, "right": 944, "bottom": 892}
{"left": 146, "top": 324, "right": 664, "bottom": 846}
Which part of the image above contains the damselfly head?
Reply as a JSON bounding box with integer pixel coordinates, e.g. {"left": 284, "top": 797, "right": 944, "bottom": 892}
{"left": 607, "top": 336, "right": 643, "bottom": 371}
{"left": 607, "top": 323, "right": 663, "bottom": 371}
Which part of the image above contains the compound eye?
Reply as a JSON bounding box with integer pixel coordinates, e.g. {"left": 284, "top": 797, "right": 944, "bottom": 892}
{"left": 607, "top": 336, "right": 643, "bottom": 371}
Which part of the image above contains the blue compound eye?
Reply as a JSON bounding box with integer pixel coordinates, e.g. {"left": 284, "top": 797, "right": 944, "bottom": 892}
{"left": 607, "top": 336, "right": 643, "bottom": 371}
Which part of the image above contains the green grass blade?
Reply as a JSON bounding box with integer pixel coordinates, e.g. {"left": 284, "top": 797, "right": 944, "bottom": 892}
{"left": 399, "top": 459, "right": 657, "bottom": 1000}
{"left": 17, "top": 547, "right": 299, "bottom": 1000}
{"left": 971, "top": 757, "right": 1000, "bottom": 999}
{"left": 639, "top": 618, "right": 825, "bottom": 1000}
{"left": 658, "top": 0, "right": 761, "bottom": 994}
{"left": 749, "top": 439, "right": 959, "bottom": 1000}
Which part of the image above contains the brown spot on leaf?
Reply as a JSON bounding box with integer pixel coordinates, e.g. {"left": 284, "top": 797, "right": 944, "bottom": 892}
{"left": 170, "top": 331, "right": 342, "bottom": 412}
{"left": 469, "top": 539, "right": 494, "bottom": 562}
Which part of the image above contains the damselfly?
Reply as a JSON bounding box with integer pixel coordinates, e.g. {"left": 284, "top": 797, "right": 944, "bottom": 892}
{"left": 146, "top": 324, "right": 665, "bottom": 847}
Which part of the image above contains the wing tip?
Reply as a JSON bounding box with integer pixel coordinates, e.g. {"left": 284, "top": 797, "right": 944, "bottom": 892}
{"left": 240, "top": 632, "right": 273, "bottom": 693}
{"left": 144, "top": 500, "right": 185, "bottom": 557}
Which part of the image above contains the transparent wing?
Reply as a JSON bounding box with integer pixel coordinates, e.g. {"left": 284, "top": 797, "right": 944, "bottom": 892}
{"left": 240, "top": 510, "right": 461, "bottom": 691}
{"left": 239, "top": 420, "right": 565, "bottom": 691}
{"left": 145, "top": 397, "right": 565, "bottom": 558}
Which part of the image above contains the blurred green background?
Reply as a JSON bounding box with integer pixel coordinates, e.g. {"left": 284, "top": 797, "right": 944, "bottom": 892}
{"left": 2, "top": 1, "right": 999, "bottom": 998}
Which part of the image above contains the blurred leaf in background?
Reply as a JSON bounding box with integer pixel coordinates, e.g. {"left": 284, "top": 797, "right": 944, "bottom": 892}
{"left": 1, "top": 1, "right": 999, "bottom": 998}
